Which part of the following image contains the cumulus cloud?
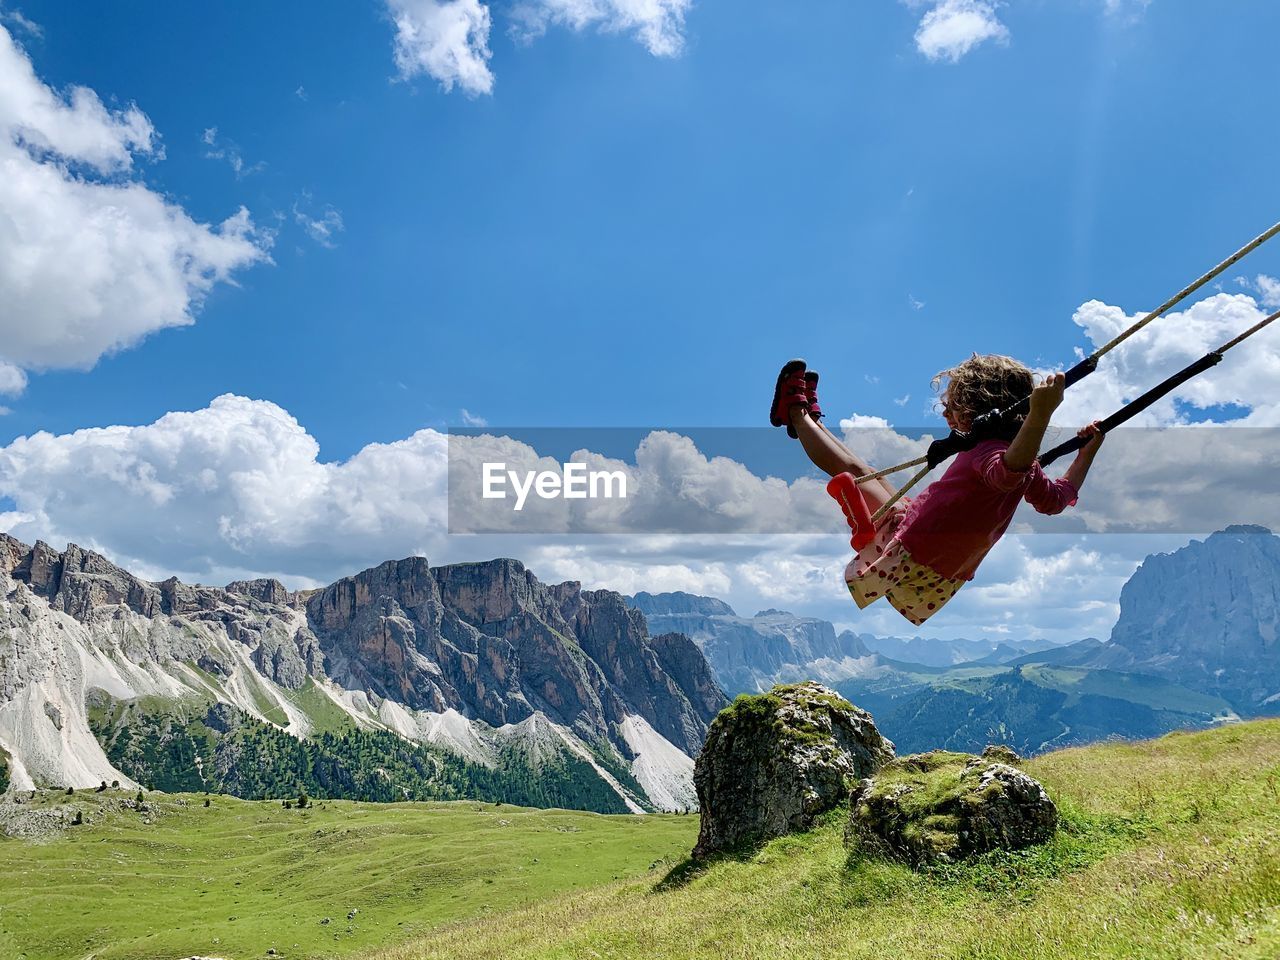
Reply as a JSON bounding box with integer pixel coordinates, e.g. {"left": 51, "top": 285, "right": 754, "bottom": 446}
{"left": 385, "top": 0, "right": 692, "bottom": 96}
{"left": 0, "top": 26, "right": 270, "bottom": 393}
{"left": 0, "top": 360, "right": 27, "bottom": 396}
{"left": 510, "top": 0, "right": 693, "bottom": 57}
{"left": 1245, "top": 274, "right": 1280, "bottom": 309}
{"left": 1055, "top": 292, "right": 1280, "bottom": 428}
{"left": 386, "top": 0, "right": 495, "bottom": 96}
{"left": 0, "top": 395, "right": 450, "bottom": 584}
{"left": 909, "top": 0, "right": 1009, "bottom": 63}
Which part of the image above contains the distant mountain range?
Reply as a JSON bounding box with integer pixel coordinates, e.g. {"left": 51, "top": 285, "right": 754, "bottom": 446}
{"left": 4, "top": 525, "right": 1275, "bottom": 810}
{"left": 627, "top": 592, "right": 873, "bottom": 696}
{"left": 0, "top": 536, "right": 726, "bottom": 812}
{"left": 629, "top": 526, "right": 1280, "bottom": 755}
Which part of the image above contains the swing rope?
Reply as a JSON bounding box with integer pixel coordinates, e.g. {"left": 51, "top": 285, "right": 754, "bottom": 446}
{"left": 867, "top": 305, "right": 1280, "bottom": 523}
{"left": 1038, "top": 306, "right": 1280, "bottom": 467}
{"left": 856, "top": 220, "right": 1280, "bottom": 491}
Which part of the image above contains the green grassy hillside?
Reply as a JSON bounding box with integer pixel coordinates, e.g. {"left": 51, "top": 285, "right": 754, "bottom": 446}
{"left": 0, "top": 794, "right": 695, "bottom": 960}
{"left": 369, "top": 719, "right": 1280, "bottom": 960}
{"left": 4, "top": 720, "right": 1277, "bottom": 960}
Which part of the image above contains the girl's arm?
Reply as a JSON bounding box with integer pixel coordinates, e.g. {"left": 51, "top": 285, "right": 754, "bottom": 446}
{"left": 1003, "top": 373, "right": 1065, "bottom": 472}
{"left": 1062, "top": 421, "right": 1104, "bottom": 491}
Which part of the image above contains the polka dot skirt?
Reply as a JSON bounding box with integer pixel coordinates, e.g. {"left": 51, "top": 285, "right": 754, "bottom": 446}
{"left": 844, "top": 499, "right": 966, "bottom": 626}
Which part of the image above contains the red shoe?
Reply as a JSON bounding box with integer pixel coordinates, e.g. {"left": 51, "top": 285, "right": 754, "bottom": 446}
{"left": 827, "top": 472, "right": 876, "bottom": 551}
{"left": 770, "top": 359, "right": 809, "bottom": 438}
{"left": 805, "top": 371, "right": 823, "bottom": 423}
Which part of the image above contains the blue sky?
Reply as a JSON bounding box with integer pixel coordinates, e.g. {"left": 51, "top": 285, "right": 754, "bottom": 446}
{"left": 1, "top": 1, "right": 1279, "bottom": 643}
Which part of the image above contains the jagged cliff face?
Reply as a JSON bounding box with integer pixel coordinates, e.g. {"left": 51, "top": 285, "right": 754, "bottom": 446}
{"left": 1, "top": 535, "right": 325, "bottom": 688}
{"left": 0, "top": 534, "right": 324, "bottom": 794}
{"left": 629, "top": 592, "right": 873, "bottom": 696}
{"left": 306, "top": 557, "right": 723, "bottom": 759}
{"left": 0, "top": 537, "right": 726, "bottom": 810}
{"left": 1089, "top": 526, "right": 1280, "bottom": 713}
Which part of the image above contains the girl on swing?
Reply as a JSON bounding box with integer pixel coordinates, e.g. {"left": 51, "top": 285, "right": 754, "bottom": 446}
{"left": 771, "top": 355, "right": 1106, "bottom": 625}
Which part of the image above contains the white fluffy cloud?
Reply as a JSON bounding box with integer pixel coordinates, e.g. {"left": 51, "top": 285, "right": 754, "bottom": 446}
{"left": 0, "top": 360, "right": 27, "bottom": 396}
{"left": 909, "top": 0, "right": 1009, "bottom": 63}
{"left": 387, "top": 0, "right": 495, "bottom": 95}
{"left": 0, "top": 395, "right": 450, "bottom": 584}
{"left": 511, "top": 0, "right": 693, "bottom": 57}
{"left": 1250, "top": 274, "right": 1280, "bottom": 309}
{"left": 1056, "top": 292, "right": 1280, "bottom": 428}
{"left": 385, "top": 0, "right": 691, "bottom": 96}
{"left": 0, "top": 26, "right": 270, "bottom": 390}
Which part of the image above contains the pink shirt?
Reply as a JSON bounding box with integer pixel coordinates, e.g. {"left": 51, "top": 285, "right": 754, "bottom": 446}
{"left": 895, "top": 439, "right": 1079, "bottom": 581}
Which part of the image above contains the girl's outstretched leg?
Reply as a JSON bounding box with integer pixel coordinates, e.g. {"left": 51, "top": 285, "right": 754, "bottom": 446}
{"left": 789, "top": 408, "right": 895, "bottom": 513}
{"left": 814, "top": 417, "right": 897, "bottom": 504}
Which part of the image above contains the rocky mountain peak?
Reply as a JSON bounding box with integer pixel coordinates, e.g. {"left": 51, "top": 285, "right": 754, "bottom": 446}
{"left": 626, "top": 591, "right": 737, "bottom": 618}
{"left": 1207, "top": 524, "right": 1274, "bottom": 540}
{"left": 1091, "top": 526, "right": 1280, "bottom": 712}
{"left": 304, "top": 555, "right": 725, "bottom": 759}
{"left": 224, "top": 578, "right": 293, "bottom": 606}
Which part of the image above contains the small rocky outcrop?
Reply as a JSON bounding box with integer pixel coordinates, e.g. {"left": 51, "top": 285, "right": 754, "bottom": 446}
{"left": 981, "top": 744, "right": 1023, "bottom": 766}
{"left": 847, "top": 750, "right": 1057, "bottom": 866}
{"left": 692, "top": 682, "right": 894, "bottom": 859}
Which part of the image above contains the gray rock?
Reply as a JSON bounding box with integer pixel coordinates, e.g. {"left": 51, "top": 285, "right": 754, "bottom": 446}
{"left": 847, "top": 751, "right": 1057, "bottom": 865}
{"left": 692, "top": 681, "right": 894, "bottom": 859}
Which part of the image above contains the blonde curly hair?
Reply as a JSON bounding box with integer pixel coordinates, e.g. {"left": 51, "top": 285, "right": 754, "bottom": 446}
{"left": 932, "top": 354, "right": 1035, "bottom": 436}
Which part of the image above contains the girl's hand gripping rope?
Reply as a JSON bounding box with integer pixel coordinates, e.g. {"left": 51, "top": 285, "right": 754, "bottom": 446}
{"left": 1029, "top": 372, "right": 1066, "bottom": 417}
{"left": 1076, "top": 420, "right": 1105, "bottom": 458}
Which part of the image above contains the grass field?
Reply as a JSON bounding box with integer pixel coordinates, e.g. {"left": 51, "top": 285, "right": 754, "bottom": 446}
{"left": 4, "top": 720, "right": 1278, "bottom": 960}
{"left": 368, "top": 718, "right": 1280, "bottom": 960}
{"left": 0, "top": 794, "right": 696, "bottom": 960}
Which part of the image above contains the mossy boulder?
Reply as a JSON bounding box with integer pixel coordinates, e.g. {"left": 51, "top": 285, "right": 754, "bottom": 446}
{"left": 693, "top": 681, "right": 894, "bottom": 859}
{"left": 981, "top": 743, "right": 1023, "bottom": 766}
{"left": 847, "top": 750, "right": 1056, "bottom": 866}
